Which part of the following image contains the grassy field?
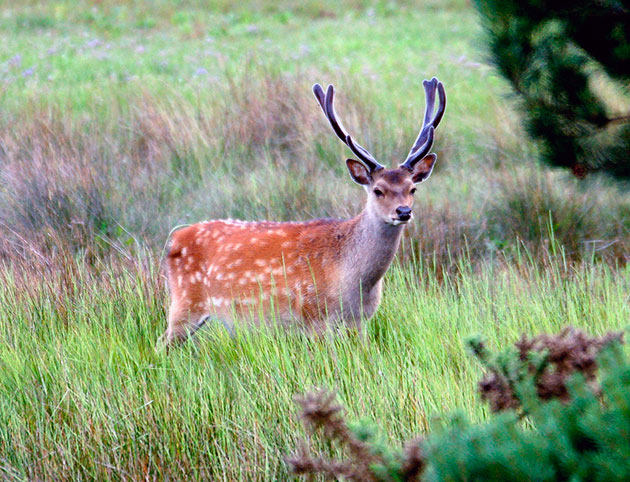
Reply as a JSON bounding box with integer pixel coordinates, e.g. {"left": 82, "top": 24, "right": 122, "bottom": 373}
{"left": 1, "top": 0, "right": 629, "bottom": 480}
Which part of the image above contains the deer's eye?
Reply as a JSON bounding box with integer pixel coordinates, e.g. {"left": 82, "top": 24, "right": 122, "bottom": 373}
{"left": 410, "top": 188, "right": 416, "bottom": 195}
{"left": 373, "top": 189, "right": 384, "bottom": 197}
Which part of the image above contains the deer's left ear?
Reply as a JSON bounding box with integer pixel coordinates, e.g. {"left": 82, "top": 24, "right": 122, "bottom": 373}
{"left": 411, "top": 153, "right": 437, "bottom": 183}
{"left": 346, "top": 159, "right": 372, "bottom": 186}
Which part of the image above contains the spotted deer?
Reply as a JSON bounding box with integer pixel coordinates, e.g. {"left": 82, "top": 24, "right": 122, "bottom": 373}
{"left": 161, "top": 77, "right": 446, "bottom": 347}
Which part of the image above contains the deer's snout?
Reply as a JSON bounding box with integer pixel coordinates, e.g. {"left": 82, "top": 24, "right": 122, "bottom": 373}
{"left": 395, "top": 206, "right": 412, "bottom": 221}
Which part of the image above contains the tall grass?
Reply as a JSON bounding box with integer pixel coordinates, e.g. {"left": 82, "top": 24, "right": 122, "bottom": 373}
{"left": 3, "top": 69, "right": 630, "bottom": 272}
{"left": 2, "top": 255, "right": 629, "bottom": 480}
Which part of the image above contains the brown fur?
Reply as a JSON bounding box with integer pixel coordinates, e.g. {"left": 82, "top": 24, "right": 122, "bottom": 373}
{"left": 165, "top": 218, "right": 351, "bottom": 342}
{"left": 161, "top": 163, "right": 436, "bottom": 347}
{"left": 160, "top": 76, "right": 445, "bottom": 347}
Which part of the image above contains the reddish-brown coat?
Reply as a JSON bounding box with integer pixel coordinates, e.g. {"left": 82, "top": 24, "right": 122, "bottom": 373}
{"left": 161, "top": 77, "right": 445, "bottom": 347}
{"left": 165, "top": 218, "right": 357, "bottom": 339}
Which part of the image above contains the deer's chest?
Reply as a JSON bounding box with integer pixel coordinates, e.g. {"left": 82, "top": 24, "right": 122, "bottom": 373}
{"left": 318, "top": 277, "right": 383, "bottom": 324}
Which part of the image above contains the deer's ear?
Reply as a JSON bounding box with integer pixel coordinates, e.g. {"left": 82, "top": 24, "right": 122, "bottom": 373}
{"left": 346, "top": 159, "right": 371, "bottom": 186}
{"left": 411, "top": 153, "right": 437, "bottom": 183}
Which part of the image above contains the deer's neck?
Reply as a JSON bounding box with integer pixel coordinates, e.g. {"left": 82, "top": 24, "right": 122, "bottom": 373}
{"left": 341, "top": 210, "right": 404, "bottom": 291}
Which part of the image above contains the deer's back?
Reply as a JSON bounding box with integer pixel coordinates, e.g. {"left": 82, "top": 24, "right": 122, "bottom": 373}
{"left": 166, "top": 218, "right": 350, "bottom": 326}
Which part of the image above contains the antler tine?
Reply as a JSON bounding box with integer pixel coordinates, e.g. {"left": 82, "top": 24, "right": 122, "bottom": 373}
{"left": 312, "top": 83, "right": 384, "bottom": 172}
{"left": 406, "top": 78, "right": 437, "bottom": 159}
{"left": 400, "top": 77, "right": 446, "bottom": 169}
{"left": 323, "top": 84, "right": 384, "bottom": 171}
{"left": 433, "top": 81, "right": 446, "bottom": 129}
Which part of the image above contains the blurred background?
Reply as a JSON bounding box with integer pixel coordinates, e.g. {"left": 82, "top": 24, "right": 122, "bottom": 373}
{"left": 1, "top": 0, "right": 628, "bottom": 276}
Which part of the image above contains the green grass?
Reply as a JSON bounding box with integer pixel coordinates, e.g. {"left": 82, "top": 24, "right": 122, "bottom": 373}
{"left": 2, "top": 256, "right": 629, "bottom": 480}
{"left": 1, "top": 0, "right": 629, "bottom": 480}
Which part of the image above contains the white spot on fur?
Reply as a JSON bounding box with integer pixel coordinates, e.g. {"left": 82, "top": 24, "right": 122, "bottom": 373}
{"left": 254, "top": 259, "right": 267, "bottom": 267}
{"left": 195, "top": 271, "right": 202, "bottom": 282}
{"left": 181, "top": 247, "right": 187, "bottom": 256}
{"left": 177, "top": 275, "right": 183, "bottom": 287}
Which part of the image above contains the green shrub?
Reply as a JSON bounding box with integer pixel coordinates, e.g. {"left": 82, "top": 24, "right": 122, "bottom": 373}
{"left": 288, "top": 327, "right": 630, "bottom": 481}
{"left": 472, "top": 0, "right": 630, "bottom": 179}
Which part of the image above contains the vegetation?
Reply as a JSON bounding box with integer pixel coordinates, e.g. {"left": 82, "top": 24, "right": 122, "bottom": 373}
{"left": 288, "top": 328, "right": 630, "bottom": 481}
{"left": 473, "top": 0, "right": 630, "bottom": 179}
{"left": 1, "top": 0, "right": 629, "bottom": 480}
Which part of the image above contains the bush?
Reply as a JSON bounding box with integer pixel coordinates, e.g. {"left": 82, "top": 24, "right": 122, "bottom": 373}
{"left": 287, "top": 327, "right": 630, "bottom": 481}
{"left": 473, "top": 0, "right": 630, "bottom": 179}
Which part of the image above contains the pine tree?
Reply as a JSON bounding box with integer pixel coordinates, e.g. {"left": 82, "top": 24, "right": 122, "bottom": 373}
{"left": 473, "top": 0, "right": 630, "bottom": 179}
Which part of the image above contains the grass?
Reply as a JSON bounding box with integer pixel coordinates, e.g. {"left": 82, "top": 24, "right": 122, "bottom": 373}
{"left": 1, "top": 0, "right": 629, "bottom": 480}
{"left": 2, "top": 255, "right": 629, "bottom": 480}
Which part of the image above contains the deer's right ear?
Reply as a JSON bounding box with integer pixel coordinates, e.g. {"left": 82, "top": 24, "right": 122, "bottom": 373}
{"left": 411, "top": 153, "right": 437, "bottom": 183}
{"left": 346, "top": 159, "right": 371, "bottom": 186}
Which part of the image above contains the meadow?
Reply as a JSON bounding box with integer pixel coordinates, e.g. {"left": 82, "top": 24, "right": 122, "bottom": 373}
{"left": 1, "top": 0, "right": 629, "bottom": 480}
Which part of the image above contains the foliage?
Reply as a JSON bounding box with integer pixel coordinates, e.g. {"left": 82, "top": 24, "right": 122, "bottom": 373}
{"left": 287, "top": 390, "right": 426, "bottom": 481}
{"left": 288, "top": 328, "right": 630, "bottom": 481}
{"left": 473, "top": 0, "right": 630, "bottom": 179}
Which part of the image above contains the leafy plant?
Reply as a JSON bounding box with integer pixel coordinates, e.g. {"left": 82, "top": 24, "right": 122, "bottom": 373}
{"left": 288, "top": 328, "right": 630, "bottom": 481}
{"left": 473, "top": 0, "right": 630, "bottom": 179}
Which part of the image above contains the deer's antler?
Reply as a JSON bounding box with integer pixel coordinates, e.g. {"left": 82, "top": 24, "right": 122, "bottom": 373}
{"left": 313, "top": 83, "right": 385, "bottom": 172}
{"left": 400, "top": 77, "right": 446, "bottom": 170}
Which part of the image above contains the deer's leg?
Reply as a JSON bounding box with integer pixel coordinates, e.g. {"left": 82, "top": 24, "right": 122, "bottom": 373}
{"left": 160, "top": 297, "right": 210, "bottom": 349}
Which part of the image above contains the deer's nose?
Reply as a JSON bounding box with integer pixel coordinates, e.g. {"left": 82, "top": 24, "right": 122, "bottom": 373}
{"left": 396, "top": 206, "right": 412, "bottom": 220}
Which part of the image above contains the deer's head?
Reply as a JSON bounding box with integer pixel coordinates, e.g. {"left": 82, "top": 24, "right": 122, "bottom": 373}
{"left": 313, "top": 78, "right": 446, "bottom": 226}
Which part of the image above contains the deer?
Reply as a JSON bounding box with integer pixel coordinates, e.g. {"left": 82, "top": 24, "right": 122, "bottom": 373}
{"left": 160, "top": 77, "right": 446, "bottom": 347}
